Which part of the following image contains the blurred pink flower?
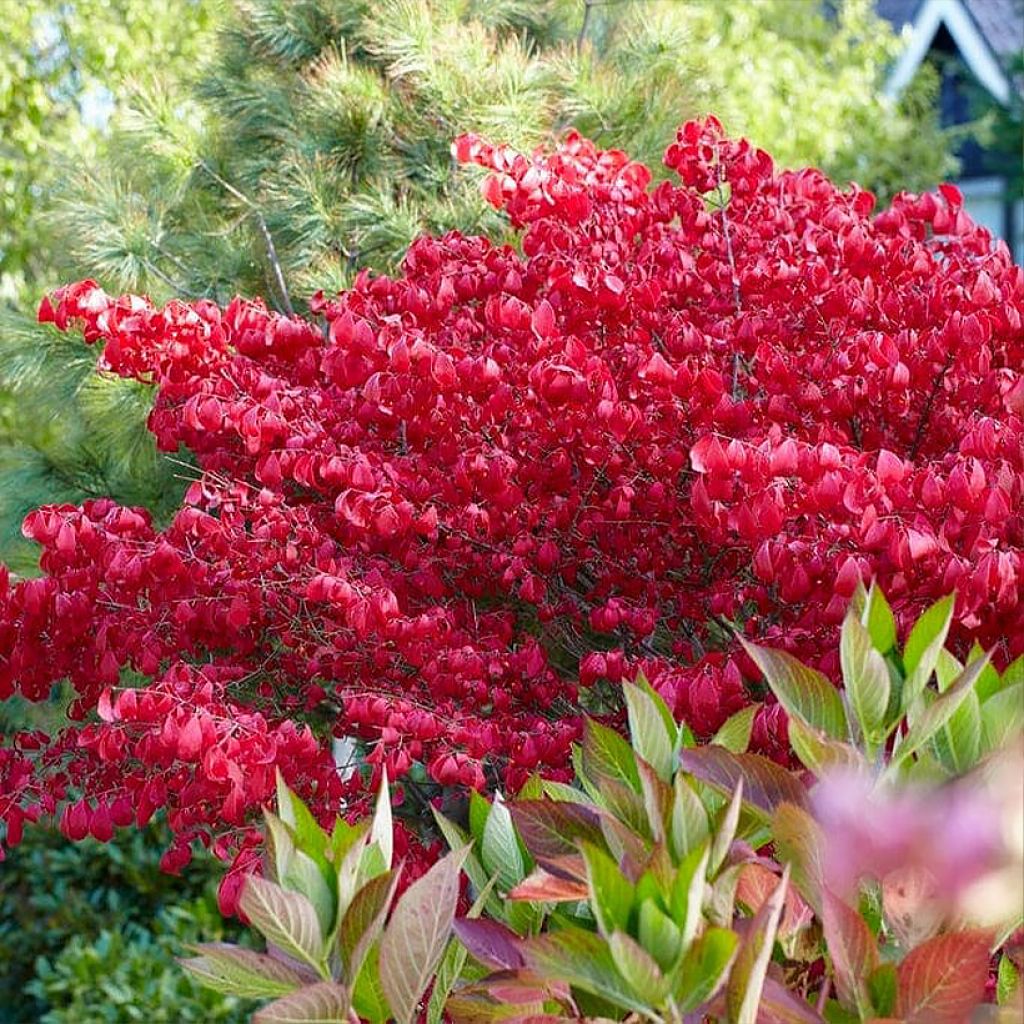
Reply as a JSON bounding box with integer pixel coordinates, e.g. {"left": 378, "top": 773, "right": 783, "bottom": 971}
{"left": 811, "top": 769, "right": 1006, "bottom": 907}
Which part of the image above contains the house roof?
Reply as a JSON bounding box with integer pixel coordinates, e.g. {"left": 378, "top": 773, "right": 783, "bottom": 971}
{"left": 878, "top": 0, "right": 1022, "bottom": 103}
{"left": 877, "top": 0, "right": 1023, "bottom": 61}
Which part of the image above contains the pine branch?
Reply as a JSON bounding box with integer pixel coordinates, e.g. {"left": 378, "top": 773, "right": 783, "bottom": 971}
{"left": 196, "top": 159, "right": 295, "bottom": 316}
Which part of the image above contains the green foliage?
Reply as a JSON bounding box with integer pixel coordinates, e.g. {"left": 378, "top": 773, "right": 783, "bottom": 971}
{"left": 182, "top": 589, "right": 1021, "bottom": 1021}
{"left": 0, "top": 0, "right": 218, "bottom": 301}
{"left": 0, "top": 310, "right": 186, "bottom": 574}
{"left": 742, "top": 581, "right": 1023, "bottom": 781}
{"left": 26, "top": 900, "right": 253, "bottom": 1024}
{"left": 439, "top": 588, "right": 1020, "bottom": 1023}
{"left": 181, "top": 770, "right": 471, "bottom": 1024}
{"left": 0, "top": 821, "right": 243, "bottom": 1022}
{"left": 60, "top": 0, "right": 955, "bottom": 312}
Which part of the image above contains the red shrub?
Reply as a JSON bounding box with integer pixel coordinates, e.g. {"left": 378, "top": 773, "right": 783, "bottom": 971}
{"left": 2, "top": 118, "right": 1021, "bottom": 884}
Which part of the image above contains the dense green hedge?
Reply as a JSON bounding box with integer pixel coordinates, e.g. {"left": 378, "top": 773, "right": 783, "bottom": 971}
{"left": 0, "top": 823, "right": 250, "bottom": 1023}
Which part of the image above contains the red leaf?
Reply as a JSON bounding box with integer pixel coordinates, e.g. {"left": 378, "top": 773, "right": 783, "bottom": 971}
{"left": 822, "top": 888, "right": 878, "bottom": 1011}
{"left": 896, "top": 929, "right": 992, "bottom": 1024}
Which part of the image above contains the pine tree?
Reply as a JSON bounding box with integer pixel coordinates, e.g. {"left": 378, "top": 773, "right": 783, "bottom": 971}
{"left": 0, "top": 0, "right": 957, "bottom": 570}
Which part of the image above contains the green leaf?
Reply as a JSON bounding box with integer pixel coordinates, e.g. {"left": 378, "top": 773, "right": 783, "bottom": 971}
{"left": 608, "top": 931, "right": 668, "bottom": 1003}
{"left": 427, "top": 939, "right": 469, "bottom": 1024}
{"left": 982, "top": 683, "right": 1024, "bottom": 753}
{"left": 265, "top": 810, "right": 298, "bottom": 885}
{"left": 369, "top": 769, "right": 393, "bottom": 871}
{"left": 670, "top": 774, "right": 709, "bottom": 862}
{"left": 339, "top": 870, "right": 399, "bottom": 987}
{"left": 868, "top": 962, "right": 897, "bottom": 1017}
{"left": 636, "top": 896, "right": 683, "bottom": 972}
{"left": 581, "top": 718, "right": 641, "bottom": 791}
{"left": 771, "top": 802, "right": 825, "bottom": 915}
{"left": 822, "top": 889, "right": 878, "bottom": 1014}
{"left": 893, "top": 653, "right": 992, "bottom": 768}
{"left": 712, "top": 704, "right": 760, "bottom": 753}
{"left": 239, "top": 876, "right": 327, "bottom": 977}
{"left": 580, "top": 840, "right": 634, "bottom": 936}
{"left": 637, "top": 757, "right": 673, "bottom": 843}
{"left": 895, "top": 929, "right": 991, "bottom": 1024}
{"left": 378, "top": 844, "right": 470, "bottom": 1024}
{"left": 931, "top": 689, "right": 981, "bottom": 774}
{"left": 678, "top": 746, "right": 809, "bottom": 818}
{"left": 725, "top": 864, "right": 791, "bottom": 1024}
{"left": 481, "top": 793, "right": 524, "bottom": 893}
{"left": 709, "top": 780, "right": 743, "bottom": 877}
{"left": 740, "top": 638, "right": 847, "bottom": 739}
{"left": 427, "top": 873, "right": 497, "bottom": 1024}
{"left": 179, "top": 943, "right": 307, "bottom": 998}
{"left": 669, "top": 841, "right": 710, "bottom": 951}
{"left": 276, "top": 772, "right": 330, "bottom": 870}
{"left": 623, "top": 678, "right": 677, "bottom": 782}
{"left": 840, "top": 610, "right": 890, "bottom": 747}
{"left": 540, "top": 779, "right": 585, "bottom": 802}
{"left": 1002, "top": 654, "right": 1024, "bottom": 689}
{"left": 252, "top": 982, "right": 350, "bottom": 1024}
{"left": 787, "top": 718, "right": 868, "bottom": 779}
{"left": 901, "top": 593, "right": 955, "bottom": 709}
{"left": 705, "top": 862, "right": 742, "bottom": 929}
{"left": 671, "top": 926, "right": 739, "bottom": 1012}
{"left": 520, "top": 927, "right": 653, "bottom": 1014}
{"left": 861, "top": 580, "right": 897, "bottom": 653}
{"left": 592, "top": 774, "right": 651, "bottom": 838}
{"left": 270, "top": 823, "right": 335, "bottom": 938}
{"left": 350, "top": 944, "right": 390, "bottom": 1024}
{"left": 997, "top": 954, "right": 1021, "bottom": 1007}
{"left": 468, "top": 790, "right": 491, "bottom": 847}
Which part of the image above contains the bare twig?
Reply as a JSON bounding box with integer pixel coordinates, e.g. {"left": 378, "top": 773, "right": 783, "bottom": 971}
{"left": 577, "top": 0, "right": 594, "bottom": 52}
{"left": 715, "top": 166, "right": 744, "bottom": 398}
{"left": 196, "top": 160, "right": 295, "bottom": 317}
{"left": 909, "top": 349, "right": 954, "bottom": 460}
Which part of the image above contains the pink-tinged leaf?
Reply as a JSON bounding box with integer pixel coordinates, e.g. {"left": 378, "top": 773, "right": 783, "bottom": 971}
{"left": 445, "top": 986, "right": 551, "bottom": 1024}
{"left": 771, "top": 802, "right": 826, "bottom": 915}
{"left": 520, "top": 928, "right": 652, "bottom": 1013}
{"left": 530, "top": 852, "right": 588, "bottom": 883}
{"left": 726, "top": 864, "right": 791, "bottom": 1024}
{"left": 338, "top": 869, "right": 399, "bottom": 986}
{"left": 508, "top": 800, "right": 605, "bottom": 860}
{"left": 736, "top": 863, "right": 812, "bottom": 938}
{"left": 378, "top": 844, "right": 470, "bottom": 1024}
{"left": 239, "top": 876, "right": 326, "bottom": 975}
{"left": 822, "top": 888, "right": 878, "bottom": 1012}
{"left": 754, "top": 977, "right": 826, "bottom": 1023}
{"left": 252, "top": 982, "right": 350, "bottom": 1023}
{"left": 179, "top": 942, "right": 308, "bottom": 998}
{"left": 678, "top": 747, "right": 809, "bottom": 817}
{"left": 739, "top": 639, "right": 848, "bottom": 739}
{"left": 507, "top": 865, "right": 589, "bottom": 902}
{"left": 896, "top": 929, "right": 992, "bottom": 1024}
{"left": 453, "top": 918, "right": 525, "bottom": 970}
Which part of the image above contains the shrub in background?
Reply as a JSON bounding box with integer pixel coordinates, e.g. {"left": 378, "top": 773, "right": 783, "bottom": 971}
{"left": 0, "top": 117, "right": 1021, "bottom": 892}
{"left": 28, "top": 898, "right": 251, "bottom": 1024}
{"left": 0, "top": 822, "right": 245, "bottom": 1023}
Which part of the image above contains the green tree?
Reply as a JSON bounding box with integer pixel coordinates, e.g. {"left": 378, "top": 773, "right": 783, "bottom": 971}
{"left": 0, "top": 0, "right": 218, "bottom": 302}
{"left": 0, "top": 0, "right": 956, "bottom": 572}
{"left": 56, "top": 0, "right": 957, "bottom": 308}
